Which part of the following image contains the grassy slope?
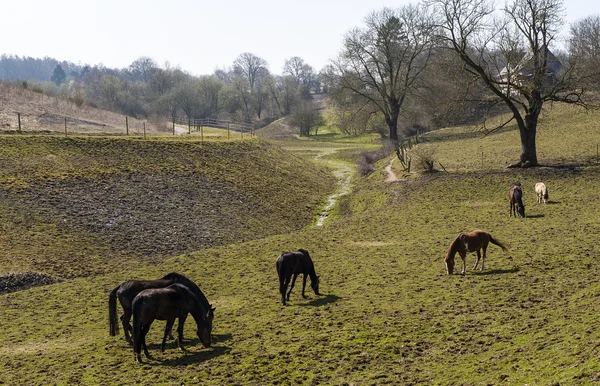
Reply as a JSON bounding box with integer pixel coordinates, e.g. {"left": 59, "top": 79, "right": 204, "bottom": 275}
{"left": 0, "top": 136, "right": 335, "bottom": 278}
{"left": 2, "top": 105, "right": 600, "bottom": 385}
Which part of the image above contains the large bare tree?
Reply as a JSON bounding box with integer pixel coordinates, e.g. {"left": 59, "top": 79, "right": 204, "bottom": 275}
{"left": 430, "top": 0, "right": 591, "bottom": 167}
{"left": 329, "top": 5, "right": 435, "bottom": 142}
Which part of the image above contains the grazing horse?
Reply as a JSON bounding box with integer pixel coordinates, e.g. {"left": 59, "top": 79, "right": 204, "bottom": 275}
{"left": 132, "top": 283, "right": 212, "bottom": 363}
{"left": 444, "top": 230, "right": 508, "bottom": 275}
{"left": 535, "top": 182, "right": 549, "bottom": 204}
{"left": 509, "top": 185, "right": 525, "bottom": 217}
{"left": 276, "top": 249, "right": 320, "bottom": 305}
{"left": 109, "top": 272, "right": 214, "bottom": 344}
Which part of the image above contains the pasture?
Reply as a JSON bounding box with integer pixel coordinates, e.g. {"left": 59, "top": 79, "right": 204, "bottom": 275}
{"left": 2, "top": 105, "right": 600, "bottom": 385}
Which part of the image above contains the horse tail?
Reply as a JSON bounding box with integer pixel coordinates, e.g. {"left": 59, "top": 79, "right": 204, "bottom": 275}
{"left": 489, "top": 235, "right": 508, "bottom": 252}
{"left": 109, "top": 284, "right": 120, "bottom": 336}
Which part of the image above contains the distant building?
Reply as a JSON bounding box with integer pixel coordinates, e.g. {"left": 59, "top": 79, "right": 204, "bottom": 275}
{"left": 498, "top": 45, "right": 562, "bottom": 96}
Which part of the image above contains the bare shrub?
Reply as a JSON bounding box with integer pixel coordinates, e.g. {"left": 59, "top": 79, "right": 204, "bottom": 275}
{"left": 411, "top": 146, "right": 438, "bottom": 172}
{"left": 358, "top": 141, "right": 397, "bottom": 176}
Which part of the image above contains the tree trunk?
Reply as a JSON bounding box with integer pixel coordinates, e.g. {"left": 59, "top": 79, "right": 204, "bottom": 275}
{"left": 510, "top": 110, "right": 539, "bottom": 168}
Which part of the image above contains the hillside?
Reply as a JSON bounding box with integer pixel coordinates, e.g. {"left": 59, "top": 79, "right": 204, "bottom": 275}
{"left": 0, "top": 136, "right": 335, "bottom": 280}
{"left": 2, "top": 103, "right": 600, "bottom": 385}
{"left": 0, "top": 82, "right": 163, "bottom": 134}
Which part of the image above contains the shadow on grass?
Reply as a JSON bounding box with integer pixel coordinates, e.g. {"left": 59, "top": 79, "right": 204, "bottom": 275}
{"left": 155, "top": 345, "right": 233, "bottom": 367}
{"left": 472, "top": 267, "right": 520, "bottom": 276}
{"left": 526, "top": 214, "right": 545, "bottom": 219}
{"left": 212, "top": 333, "right": 233, "bottom": 343}
{"left": 298, "top": 294, "right": 341, "bottom": 307}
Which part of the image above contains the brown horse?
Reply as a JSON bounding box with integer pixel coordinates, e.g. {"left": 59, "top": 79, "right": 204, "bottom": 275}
{"left": 276, "top": 249, "right": 320, "bottom": 305}
{"left": 132, "top": 283, "right": 212, "bottom": 363}
{"left": 444, "top": 230, "right": 508, "bottom": 275}
{"left": 109, "top": 272, "right": 214, "bottom": 344}
{"left": 509, "top": 184, "right": 525, "bottom": 217}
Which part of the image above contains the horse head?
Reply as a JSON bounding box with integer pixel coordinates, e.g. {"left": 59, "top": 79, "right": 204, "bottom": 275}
{"left": 444, "top": 254, "right": 455, "bottom": 274}
{"left": 518, "top": 204, "right": 525, "bottom": 217}
{"left": 311, "top": 275, "right": 320, "bottom": 295}
{"left": 197, "top": 309, "right": 212, "bottom": 348}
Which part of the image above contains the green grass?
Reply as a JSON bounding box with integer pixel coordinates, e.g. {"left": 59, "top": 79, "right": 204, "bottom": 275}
{"left": 2, "top": 104, "right": 600, "bottom": 385}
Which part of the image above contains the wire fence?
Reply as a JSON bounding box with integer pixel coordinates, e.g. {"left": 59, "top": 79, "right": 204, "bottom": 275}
{"left": 2, "top": 112, "right": 254, "bottom": 140}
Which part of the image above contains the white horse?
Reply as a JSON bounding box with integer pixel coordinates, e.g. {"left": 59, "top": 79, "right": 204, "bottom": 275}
{"left": 535, "top": 182, "right": 548, "bottom": 204}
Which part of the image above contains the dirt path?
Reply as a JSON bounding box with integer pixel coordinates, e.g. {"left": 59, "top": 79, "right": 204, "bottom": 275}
{"left": 384, "top": 158, "right": 400, "bottom": 182}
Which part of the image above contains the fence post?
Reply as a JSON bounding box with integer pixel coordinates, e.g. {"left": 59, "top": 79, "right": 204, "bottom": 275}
{"left": 143, "top": 122, "right": 146, "bottom": 140}
{"left": 188, "top": 118, "right": 191, "bottom": 135}
{"left": 201, "top": 125, "right": 204, "bottom": 142}
{"left": 172, "top": 119, "right": 175, "bottom": 136}
{"left": 126, "top": 116, "right": 129, "bottom": 135}
{"left": 228, "top": 124, "right": 230, "bottom": 140}
{"left": 18, "top": 113, "right": 21, "bottom": 133}
{"left": 64, "top": 117, "right": 67, "bottom": 137}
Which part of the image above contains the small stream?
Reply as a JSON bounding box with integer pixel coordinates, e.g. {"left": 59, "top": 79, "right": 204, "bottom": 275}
{"left": 314, "top": 150, "right": 353, "bottom": 227}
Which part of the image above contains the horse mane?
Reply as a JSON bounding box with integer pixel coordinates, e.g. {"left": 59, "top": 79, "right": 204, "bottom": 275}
{"left": 161, "top": 272, "right": 209, "bottom": 308}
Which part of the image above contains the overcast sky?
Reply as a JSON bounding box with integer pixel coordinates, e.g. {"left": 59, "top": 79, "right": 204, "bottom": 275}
{"left": 2, "top": 0, "right": 598, "bottom": 76}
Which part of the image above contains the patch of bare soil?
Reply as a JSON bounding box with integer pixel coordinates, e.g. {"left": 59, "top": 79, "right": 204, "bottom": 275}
{"left": 0, "top": 272, "right": 60, "bottom": 294}
{"left": 1, "top": 171, "right": 274, "bottom": 259}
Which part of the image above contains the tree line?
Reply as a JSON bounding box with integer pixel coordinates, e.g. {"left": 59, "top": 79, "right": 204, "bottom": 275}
{"left": 0, "top": 53, "right": 327, "bottom": 133}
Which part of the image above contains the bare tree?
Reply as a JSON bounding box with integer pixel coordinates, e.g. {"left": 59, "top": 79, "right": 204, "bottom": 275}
{"left": 233, "top": 53, "right": 269, "bottom": 90}
{"left": 328, "top": 5, "right": 436, "bottom": 142}
{"left": 570, "top": 15, "right": 600, "bottom": 90}
{"left": 128, "top": 57, "right": 158, "bottom": 82}
{"left": 290, "top": 101, "right": 324, "bottom": 136}
{"left": 430, "top": 0, "right": 593, "bottom": 167}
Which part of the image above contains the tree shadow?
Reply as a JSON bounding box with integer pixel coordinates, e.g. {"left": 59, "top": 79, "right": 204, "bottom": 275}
{"left": 298, "top": 294, "right": 341, "bottom": 307}
{"left": 153, "top": 345, "right": 233, "bottom": 367}
{"left": 472, "top": 267, "right": 520, "bottom": 276}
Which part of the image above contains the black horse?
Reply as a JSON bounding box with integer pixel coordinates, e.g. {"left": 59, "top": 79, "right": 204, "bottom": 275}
{"left": 509, "top": 184, "right": 525, "bottom": 218}
{"left": 276, "top": 249, "right": 320, "bottom": 305}
{"left": 109, "top": 272, "right": 214, "bottom": 344}
{"left": 132, "top": 283, "right": 212, "bottom": 363}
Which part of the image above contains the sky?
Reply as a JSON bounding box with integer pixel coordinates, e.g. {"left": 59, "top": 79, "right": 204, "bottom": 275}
{"left": 2, "top": 0, "right": 599, "bottom": 76}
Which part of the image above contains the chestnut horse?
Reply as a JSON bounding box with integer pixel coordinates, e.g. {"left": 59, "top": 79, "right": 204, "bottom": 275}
{"left": 509, "top": 184, "right": 525, "bottom": 217}
{"left": 132, "top": 283, "right": 212, "bottom": 363}
{"left": 276, "top": 249, "right": 320, "bottom": 305}
{"left": 444, "top": 230, "right": 508, "bottom": 275}
{"left": 109, "top": 272, "right": 214, "bottom": 344}
{"left": 535, "top": 182, "right": 548, "bottom": 204}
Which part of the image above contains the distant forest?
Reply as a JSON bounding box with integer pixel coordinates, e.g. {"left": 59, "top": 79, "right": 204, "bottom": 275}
{"left": 0, "top": 55, "right": 85, "bottom": 82}
{"left": 0, "top": 54, "right": 327, "bottom": 132}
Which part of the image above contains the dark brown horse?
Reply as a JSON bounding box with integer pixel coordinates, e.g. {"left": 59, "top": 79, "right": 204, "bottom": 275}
{"left": 444, "top": 230, "right": 508, "bottom": 275}
{"left": 132, "top": 283, "right": 212, "bottom": 363}
{"left": 109, "top": 272, "right": 214, "bottom": 344}
{"left": 276, "top": 249, "right": 320, "bottom": 305}
{"left": 509, "top": 184, "right": 525, "bottom": 217}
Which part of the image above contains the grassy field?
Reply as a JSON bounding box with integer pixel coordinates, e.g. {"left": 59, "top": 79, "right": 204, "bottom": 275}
{"left": 2, "top": 104, "right": 600, "bottom": 385}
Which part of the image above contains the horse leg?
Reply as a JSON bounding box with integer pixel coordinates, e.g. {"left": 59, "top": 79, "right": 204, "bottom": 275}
{"left": 481, "top": 245, "right": 487, "bottom": 270}
{"left": 161, "top": 319, "right": 176, "bottom": 352}
{"left": 460, "top": 252, "right": 467, "bottom": 275}
{"left": 177, "top": 314, "right": 187, "bottom": 351}
{"left": 121, "top": 311, "right": 133, "bottom": 345}
{"left": 280, "top": 275, "right": 288, "bottom": 305}
{"left": 301, "top": 273, "right": 308, "bottom": 298}
{"left": 287, "top": 274, "right": 298, "bottom": 301}
{"left": 141, "top": 324, "right": 152, "bottom": 359}
{"left": 472, "top": 249, "right": 481, "bottom": 270}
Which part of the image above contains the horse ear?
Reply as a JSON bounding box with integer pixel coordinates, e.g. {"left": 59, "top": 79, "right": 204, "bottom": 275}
{"left": 211, "top": 306, "right": 216, "bottom": 312}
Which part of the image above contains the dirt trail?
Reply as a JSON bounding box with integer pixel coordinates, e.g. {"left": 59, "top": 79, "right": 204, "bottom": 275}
{"left": 384, "top": 158, "right": 400, "bottom": 182}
